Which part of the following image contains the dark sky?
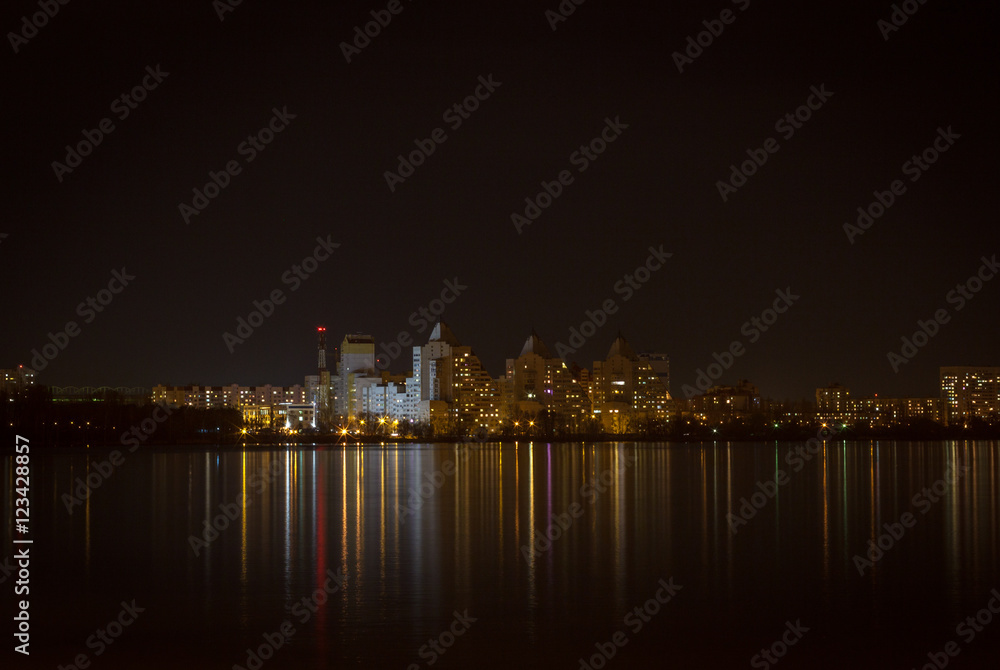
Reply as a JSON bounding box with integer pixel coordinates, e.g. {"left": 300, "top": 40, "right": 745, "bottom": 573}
{"left": 4, "top": 0, "right": 998, "bottom": 401}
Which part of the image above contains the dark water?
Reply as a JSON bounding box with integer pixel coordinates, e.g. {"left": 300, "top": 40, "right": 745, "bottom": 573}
{"left": 3, "top": 441, "right": 999, "bottom": 669}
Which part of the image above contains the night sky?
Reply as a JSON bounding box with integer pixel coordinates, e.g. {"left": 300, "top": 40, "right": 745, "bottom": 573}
{"left": 4, "top": 0, "right": 997, "bottom": 401}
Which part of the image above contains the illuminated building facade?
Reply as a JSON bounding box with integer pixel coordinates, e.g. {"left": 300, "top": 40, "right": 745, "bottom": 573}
{"left": 502, "top": 332, "right": 590, "bottom": 431}
{"left": 816, "top": 383, "right": 851, "bottom": 418}
{"left": 591, "top": 335, "right": 671, "bottom": 432}
{"left": 152, "top": 384, "right": 307, "bottom": 409}
{"left": 814, "top": 382, "right": 947, "bottom": 427}
{"left": 940, "top": 366, "right": 1000, "bottom": 423}
{"left": 333, "top": 333, "right": 377, "bottom": 419}
{"left": 1, "top": 366, "right": 36, "bottom": 396}
{"left": 686, "top": 380, "right": 762, "bottom": 423}
{"left": 396, "top": 322, "right": 501, "bottom": 434}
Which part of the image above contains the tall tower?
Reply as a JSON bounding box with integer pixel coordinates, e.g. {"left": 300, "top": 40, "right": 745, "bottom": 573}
{"left": 317, "top": 327, "right": 331, "bottom": 426}
{"left": 317, "top": 327, "right": 327, "bottom": 371}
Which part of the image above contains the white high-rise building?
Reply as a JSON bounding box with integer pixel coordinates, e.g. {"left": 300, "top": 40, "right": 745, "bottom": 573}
{"left": 395, "top": 322, "right": 500, "bottom": 433}
{"left": 411, "top": 322, "right": 459, "bottom": 422}
{"left": 361, "top": 380, "right": 410, "bottom": 421}
{"left": 332, "top": 334, "right": 377, "bottom": 419}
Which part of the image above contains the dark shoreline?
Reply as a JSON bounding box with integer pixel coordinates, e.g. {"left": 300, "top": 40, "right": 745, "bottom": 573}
{"left": 7, "top": 434, "right": 999, "bottom": 451}
{"left": 5, "top": 395, "right": 998, "bottom": 448}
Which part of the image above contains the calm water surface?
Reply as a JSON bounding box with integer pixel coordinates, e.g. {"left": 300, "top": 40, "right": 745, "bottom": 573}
{"left": 4, "top": 440, "right": 999, "bottom": 669}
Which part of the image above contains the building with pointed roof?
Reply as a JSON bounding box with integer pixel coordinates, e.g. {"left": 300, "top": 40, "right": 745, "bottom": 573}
{"left": 501, "top": 331, "right": 590, "bottom": 432}
{"left": 428, "top": 321, "right": 461, "bottom": 347}
{"left": 605, "top": 332, "right": 638, "bottom": 361}
{"left": 403, "top": 321, "right": 501, "bottom": 435}
{"left": 518, "top": 330, "right": 552, "bottom": 359}
{"left": 591, "top": 334, "right": 671, "bottom": 432}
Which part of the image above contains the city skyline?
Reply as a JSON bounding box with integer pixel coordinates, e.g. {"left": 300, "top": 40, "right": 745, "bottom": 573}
{"left": 3, "top": 1, "right": 997, "bottom": 402}
{"left": 13, "top": 323, "right": 994, "bottom": 434}
{"left": 14, "top": 318, "right": 996, "bottom": 404}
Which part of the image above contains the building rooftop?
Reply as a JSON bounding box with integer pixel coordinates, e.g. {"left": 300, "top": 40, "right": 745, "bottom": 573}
{"left": 606, "top": 333, "right": 638, "bottom": 361}
{"left": 519, "top": 331, "right": 552, "bottom": 359}
{"left": 429, "top": 321, "right": 461, "bottom": 346}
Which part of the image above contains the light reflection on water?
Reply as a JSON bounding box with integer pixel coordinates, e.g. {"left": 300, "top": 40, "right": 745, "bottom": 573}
{"left": 9, "top": 440, "right": 1000, "bottom": 668}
